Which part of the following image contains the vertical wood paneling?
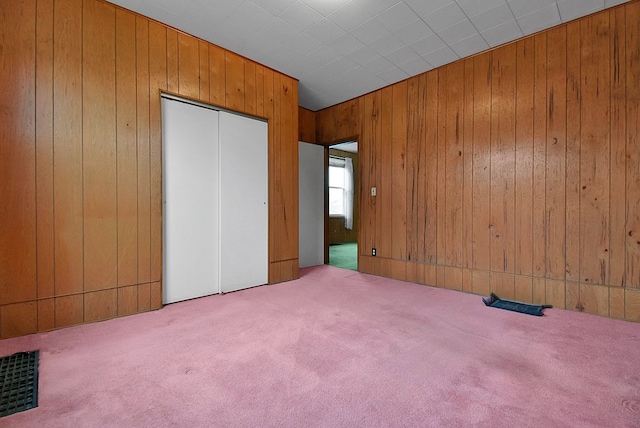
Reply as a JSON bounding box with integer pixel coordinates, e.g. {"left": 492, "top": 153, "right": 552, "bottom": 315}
{"left": 514, "top": 38, "right": 534, "bottom": 276}
{"left": 626, "top": 4, "right": 640, "bottom": 287}
{"left": 580, "top": 14, "right": 610, "bottom": 285}
{"left": 117, "top": 285, "right": 137, "bottom": 317}
{"left": 378, "top": 88, "right": 393, "bottom": 258}
{"left": 198, "top": 41, "right": 210, "bottom": 103}
{"left": 472, "top": 54, "right": 491, "bottom": 271}
{"left": 36, "top": 0, "right": 55, "bottom": 299}
{"left": 406, "top": 76, "right": 420, "bottom": 261}
{"left": 609, "top": 7, "right": 626, "bottom": 287}
{"left": 546, "top": 27, "right": 567, "bottom": 280}
{"left": 136, "top": 17, "right": 151, "bottom": 284}
{"left": 177, "top": 33, "right": 199, "bottom": 99}
{"left": 53, "top": 0, "right": 84, "bottom": 296}
{"left": 38, "top": 299, "right": 55, "bottom": 332}
{"left": 55, "top": 295, "right": 83, "bottom": 328}
{"left": 0, "top": 0, "right": 301, "bottom": 337}
{"left": 209, "top": 44, "right": 226, "bottom": 106}
{"left": 149, "top": 22, "right": 167, "bottom": 283}
{"left": 244, "top": 61, "right": 257, "bottom": 115}
{"left": 391, "top": 82, "right": 407, "bottom": 260}
{"left": 83, "top": 0, "right": 117, "bottom": 291}
{"left": 0, "top": 303, "right": 37, "bottom": 338}
{"left": 115, "top": 8, "right": 138, "bottom": 287}
{"left": 444, "top": 63, "right": 465, "bottom": 267}
{"left": 436, "top": 67, "right": 447, "bottom": 265}
{"left": 462, "top": 59, "right": 474, "bottom": 268}
{"left": 0, "top": 0, "right": 37, "bottom": 305}
{"left": 225, "top": 52, "right": 245, "bottom": 111}
{"left": 298, "top": 106, "right": 316, "bottom": 143}
{"left": 84, "top": 289, "right": 117, "bottom": 322}
{"left": 256, "top": 65, "right": 265, "bottom": 118}
{"left": 490, "top": 44, "right": 516, "bottom": 274}
{"left": 566, "top": 21, "right": 581, "bottom": 283}
{"left": 425, "top": 72, "right": 438, "bottom": 264}
{"left": 166, "top": 29, "right": 178, "bottom": 93}
{"left": 532, "top": 33, "right": 547, "bottom": 277}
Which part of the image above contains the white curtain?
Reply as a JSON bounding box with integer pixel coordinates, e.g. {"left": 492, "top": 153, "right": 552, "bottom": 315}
{"left": 344, "top": 157, "right": 354, "bottom": 230}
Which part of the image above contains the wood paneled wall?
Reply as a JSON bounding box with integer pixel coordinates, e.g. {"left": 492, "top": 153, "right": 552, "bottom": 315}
{"left": 314, "top": 3, "right": 640, "bottom": 321}
{"left": 0, "top": 0, "right": 298, "bottom": 338}
{"left": 299, "top": 107, "right": 316, "bottom": 143}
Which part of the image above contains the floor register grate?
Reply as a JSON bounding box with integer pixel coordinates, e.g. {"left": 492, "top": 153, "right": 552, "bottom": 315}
{"left": 0, "top": 350, "right": 39, "bottom": 418}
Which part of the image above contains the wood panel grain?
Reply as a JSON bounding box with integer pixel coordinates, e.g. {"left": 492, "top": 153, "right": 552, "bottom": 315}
{"left": 378, "top": 87, "right": 393, "bottom": 259}
{"left": 225, "top": 51, "right": 245, "bottom": 111}
{"left": 84, "top": 289, "right": 117, "bottom": 323}
{"left": 609, "top": 286, "right": 625, "bottom": 318}
{"left": 0, "top": 302, "right": 37, "bottom": 339}
{"left": 545, "top": 279, "right": 565, "bottom": 308}
{"left": 490, "top": 44, "right": 516, "bottom": 274}
{"left": 406, "top": 76, "right": 420, "bottom": 262}
{"left": 137, "top": 283, "right": 150, "bottom": 312}
{"left": 436, "top": 67, "right": 446, "bottom": 266}
{"left": 514, "top": 38, "right": 534, "bottom": 277}
{"left": 177, "top": 33, "right": 199, "bottom": 99}
{"left": 472, "top": 54, "right": 491, "bottom": 271}
{"left": 444, "top": 62, "right": 465, "bottom": 267}
{"left": 625, "top": 289, "right": 640, "bottom": 321}
{"left": 391, "top": 81, "right": 407, "bottom": 260}
{"left": 136, "top": 17, "right": 151, "bottom": 284}
{"left": 116, "top": 8, "right": 138, "bottom": 287}
{"left": 166, "top": 29, "right": 178, "bottom": 93}
{"left": 580, "top": 283, "right": 609, "bottom": 316}
{"left": 150, "top": 281, "right": 162, "bottom": 310}
{"left": 545, "top": 26, "right": 567, "bottom": 280}
{"left": 38, "top": 299, "right": 55, "bottom": 332}
{"left": 117, "top": 285, "right": 137, "bottom": 317}
{"left": 515, "top": 276, "right": 533, "bottom": 303}
{"left": 209, "top": 44, "right": 226, "bottom": 106}
{"left": 244, "top": 61, "right": 257, "bottom": 115}
{"left": 626, "top": 3, "right": 640, "bottom": 288}
{"left": 149, "top": 21, "right": 167, "bottom": 284}
{"left": 580, "top": 14, "right": 610, "bottom": 285}
{"left": 55, "top": 294, "right": 83, "bottom": 328}
{"left": 491, "top": 272, "right": 515, "bottom": 299}
{"left": 0, "top": 0, "right": 36, "bottom": 305}
{"left": 565, "top": 21, "right": 581, "bottom": 283}
{"left": 609, "top": 6, "right": 626, "bottom": 287}
{"left": 532, "top": 33, "right": 547, "bottom": 277}
{"left": 462, "top": 59, "right": 474, "bottom": 268}
{"left": 316, "top": 99, "right": 360, "bottom": 144}
{"left": 53, "top": 0, "right": 84, "bottom": 296}
{"left": 424, "top": 72, "right": 438, "bottom": 264}
{"left": 36, "top": 0, "right": 55, "bottom": 299}
{"left": 299, "top": 107, "right": 316, "bottom": 143}
{"left": 256, "top": 64, "right": 265, "bottom": 118}
{"left": 83, "top": 0, "right": 117, "bottom": 291}
{"left": 198, "top": 41, "right": 210, "bottom": 103}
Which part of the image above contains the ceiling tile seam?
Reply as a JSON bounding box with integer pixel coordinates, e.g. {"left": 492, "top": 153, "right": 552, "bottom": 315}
{"left": 505, "top": 0, "right": 526, "bottom": 35}
{"left": 402, "top": 1, "right": 460, "bottom": 63}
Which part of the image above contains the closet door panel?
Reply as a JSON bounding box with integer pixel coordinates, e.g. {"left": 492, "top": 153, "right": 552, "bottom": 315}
{"left": 162, "top": 98, "right": 219, "bottom": 303}
{"left": 219, "top": 111, "right": 268, "bottom": 292}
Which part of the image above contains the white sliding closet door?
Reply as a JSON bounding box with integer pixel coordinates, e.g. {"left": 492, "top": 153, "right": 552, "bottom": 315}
{"left": 162, "top": 98, "right": 220, "bottom": 304}
{"left": 219, "top": 111, "right": 269, "bottom": 293}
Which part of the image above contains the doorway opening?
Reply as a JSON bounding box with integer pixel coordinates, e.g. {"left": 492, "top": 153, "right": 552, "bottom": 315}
{"left": 328, "top": 141, "right": 358, "bottom": 271}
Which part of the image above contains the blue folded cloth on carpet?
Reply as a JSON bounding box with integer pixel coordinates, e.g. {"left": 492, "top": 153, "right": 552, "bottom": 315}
{"left": 482, "top": 293, "right": 552, "bottom": 316}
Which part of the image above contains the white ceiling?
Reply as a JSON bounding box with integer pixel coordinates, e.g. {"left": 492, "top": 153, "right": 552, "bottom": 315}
{"left": 109, "top": 0, "right": 629, "bottom": 111}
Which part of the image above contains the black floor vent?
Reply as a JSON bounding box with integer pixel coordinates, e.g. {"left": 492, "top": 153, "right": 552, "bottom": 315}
{"left": 0, "top": 350, "right": 39, "bottom": 418}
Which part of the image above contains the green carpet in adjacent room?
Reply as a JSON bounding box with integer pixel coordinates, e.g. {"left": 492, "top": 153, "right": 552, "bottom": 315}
{"left": 329, "top": 242, "right": 357, "bottom": 271}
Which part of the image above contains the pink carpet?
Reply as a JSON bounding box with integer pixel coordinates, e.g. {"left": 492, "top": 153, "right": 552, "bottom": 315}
{"left": 1, "top": 265, "right": 639, "bottom": 427}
